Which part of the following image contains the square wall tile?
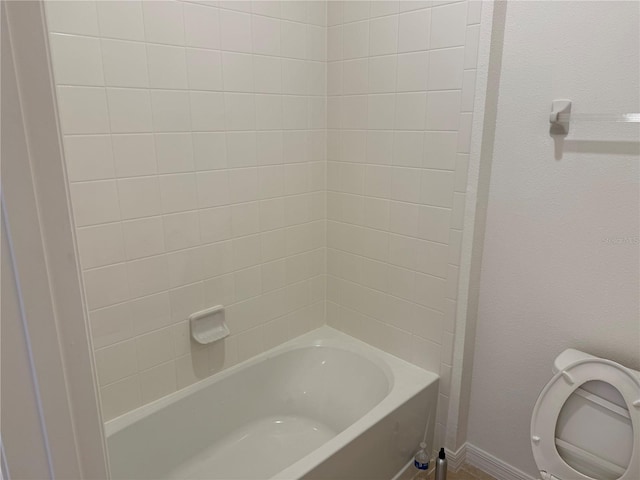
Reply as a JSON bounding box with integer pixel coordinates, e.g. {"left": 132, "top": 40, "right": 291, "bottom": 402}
{"left": 56, "top": 86, "right": 109, "bottom": 134}
{"left": 142, "top": 0, "right": 185, "bottom": 45}
{"left": 97, "top": 1, "right": 145, "bottom": 41}
{"left": 102, "top": 39, "right": 149, "bottom": 88}
{"left": 50, "top": 34, "right": 104, "bottom": 86}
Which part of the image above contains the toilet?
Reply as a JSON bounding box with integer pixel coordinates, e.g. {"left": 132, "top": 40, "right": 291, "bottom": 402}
{"left": 531, "top": 349, "right": 640, "bottom": 480}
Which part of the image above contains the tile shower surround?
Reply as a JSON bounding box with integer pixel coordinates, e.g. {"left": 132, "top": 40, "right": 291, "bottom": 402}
{"left": 45, "top": 0, "right": 480, "bottom": 431}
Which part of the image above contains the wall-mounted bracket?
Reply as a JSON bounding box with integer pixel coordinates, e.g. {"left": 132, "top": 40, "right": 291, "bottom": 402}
{"left": 549, "top": 99, "right": 572, "bottom": 135}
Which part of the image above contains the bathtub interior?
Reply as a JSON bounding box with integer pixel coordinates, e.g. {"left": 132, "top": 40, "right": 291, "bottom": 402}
{"left": 107, "top": 345, "right": 392, "bottom": 479}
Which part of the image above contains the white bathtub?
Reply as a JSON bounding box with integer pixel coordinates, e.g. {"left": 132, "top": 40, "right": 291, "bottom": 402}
{"left": 105, "top": 326, "right": 439, "bottom": 480}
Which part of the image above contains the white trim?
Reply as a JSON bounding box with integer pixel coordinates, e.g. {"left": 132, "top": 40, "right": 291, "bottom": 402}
{"left": 446, "top": 0, "right": 505, "bottom": 451}
{"left": 1, "top": 1, "right": 108, "bottom": 477}
{"left": 445, "top": 444, "right": 468, "bottom": 472}
{"left": 465, "top": 443, "right": 537, "bottom": 480}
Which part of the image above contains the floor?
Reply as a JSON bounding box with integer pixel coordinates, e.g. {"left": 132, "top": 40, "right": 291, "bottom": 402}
{"left": 425, "top": 463, "right": 497, "bottom": 480}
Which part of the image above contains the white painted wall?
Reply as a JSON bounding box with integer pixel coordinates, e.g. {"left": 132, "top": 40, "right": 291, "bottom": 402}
{"left": 467, "top": 1, "right": 639, "bottom": 477}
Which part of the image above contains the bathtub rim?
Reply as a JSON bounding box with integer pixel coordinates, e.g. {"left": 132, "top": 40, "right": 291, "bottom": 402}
{"left": 104, "top": 326, "right": 439, "bottom": 479}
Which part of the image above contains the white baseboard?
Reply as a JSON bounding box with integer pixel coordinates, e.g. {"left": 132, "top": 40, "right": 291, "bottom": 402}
{"left": 464, "top": 443, "right": 537, "bottom": 480}
{"left": 444, "top": 444, "right": 468, "bottom": 472}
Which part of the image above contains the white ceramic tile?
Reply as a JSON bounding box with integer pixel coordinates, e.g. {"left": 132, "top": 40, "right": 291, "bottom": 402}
{"left": 220, "top": 9, "right": 252, "bottom": 52}
{"left": 100, "top": 376, "right": 141, "bottom": 421}
{"left": 196, "top": 171, "right": 230, "bottom": 208}
{"left": 467, "top": 0, "right": 482, "bottom": 25}
{"left": 393, "top": 131, "right": 424, "bottom": 167}
{"left": 366, "top": 131, "right": 394, "bottom": 165}
{"left": 101, "top": 39, "right": 148, "bottom": 88}
{"left": 327, "top": 0, "right": 343, "bottom": 26}
{"left": 282, "top": 96, "right": 308, "bottom": 130}
{"left": 428, "top": 47, "right": 464, "bottom": 90}
{"left": 127, "top": 255, "right": 170, "bottom": 298}
{"left": 400, "top": 1, "right": 431, "bottom": 12}
{"left": 368, "top": 55, "right": 397, "bottom": 94}
{"left": 193, "top": 132, "right": 227, "bottom": 171}
{"left": 307, "top": 1, "right": 326, "bottom": 26}
{"left": 89, "top": 303, "right": 134, "bottom": 349}
{"left": 159, "top": 173, "right": 198, "bottom": 213}
{"left": 186, "top": 48, "right": 223, "bottom": 91}
{"left": 70, "top": 180, "right": 120, "bottom": 226}
{"left": 396, "top": 51, "right": 429, "bottom": 92}
{"left": 342, "top": 20, "right": 369, "bottom": 59}
{"left": 63, "top": 135, "right": 115, "bottom": 181}
{"left": 255, "top": 96, "right": 283, "bottom": 131}
{"left": 142, "top": 0, "right": 185, "bottom": 45}
{"left": 423, "top": 131, "right": 458, "bottom": 170}
{"left": 122, "top": 217, "right": 165, "bottom": 260}
{"left": 83, "top": 263, "right": 130, "bottom": 309}
{"left": 112, "top": 134, "right": 157, "bottom": 177}
{"left": 464, "top": 24, "right": 481, "bottom": 70}
{"left": 398, "top": 9, "right": 431, "bottom": 53}
{"left": 229, "top": 168, "right": 259, "bottom": 203}
{"left": 190, "top": 92, "right": 226, "bottom": 131}
{"left": 130, "top": 292, "right": 172, "bottom": 334}
{"left": 227, "top": 132, "right": 257, "bottom": 168}
{"left": 252, "top": 0, "right": 281, "bottom": 17}
{"left": 49, "top": 34, "right": 104, "bottom": 86}
{"left": 418, "top": 205, "right": 451, "bottom": 243}
{"left": 342, "top": 59, "right": 368, "bottom": 95}
{"left": 280, "top": 20, "right": 307, "bottom": 59}
{"left": 234, "top": 266, "right": 262, "bottom": 301}
{"left": 139, "top": 361, "right": 177, "bottom": 404}
{"left": 394, "top": 92, "right": 427, "bottom": 130}
{"left": 96, "top": 339, "right": 138, "bottom": 385}
{"left": 107, "top": 88, "right": 153, "bottom": 133}
{"left": 136, "top": 328, "right": 174, "bottom": 370}
{"left": 183, "top": 2, "right": 220, "bottom": 49}
{"left": 222, "top": 52, "right": 254, "bottom": 92}
{"left": 431, "top": 3, "right": 466, "bottom": 48}
{"left": 224, "top": 93, "right": 256, "bottom": 131}
{"left": 163, "top": 211, "right": 201, "bottom": 251}
{"left": 220, "top": 1, "right": 252, "bottom": 13}
{"left": 306, "top": 25, "right": 326, "bottom": 61}
{"left": 175, "top": 350, "right": 209, "bottom": 388}
{"left": 367, "top": 94, "right": 394, "bottom": 130}
{"left": 252, "top": 15, "right": 281, "bottom": 56}
{"left": 253, "top": 56, "right": 282, "bottom": 94}
{"left": 117, "top": 176, "right": 162, "bottom": 219}
{"left": 56, "top": 86, "right": 109, "bottom": 134}
{"left": 199, "top": 206, "right": 232, "bottom": 241}
{"left": 281, "top": 59, "right": 308, "bottom": 95}
{"left": 154, "top": 133, "right": 194, "bottom": 174}
{"left": 327, "top": 25, "right": 343, "bottom": 61}
{"left": 426, "top": 90, "right": 461, "bottom": 130}
{"left": 390, "top": 167, "right": 421, "bottom": 203}
{"left": 150, "top": 90, "right": 191, "bottom": 132}
{"left": 76, "top": 223, "right": 125, "bottom": 269}
{"left": 461, "top": 69, "right": 477, "bottom": 112}
{"left": 420, "top": 169, "right": 455, "bottom": 207}
{"left": 97, "top": 1, "right": 145, "bottom": 41}
{"left": 369, "top": 15, "right": 399, "bottom": 56}
{"left": 147, "top": 44, "right": 188, "bottom": 89}
{"left": 255, "top": 133, "right": 283, "bottom": 167}
{"left": 45, "top": 1, "right": 99, "bottom": 36}
{"left": 342, "top": 0, "right": 370, "bottom": 23}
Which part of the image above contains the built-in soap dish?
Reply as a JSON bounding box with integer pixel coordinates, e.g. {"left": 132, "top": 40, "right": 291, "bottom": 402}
{"left": 189, "top": 305, "right": 230, "bottom": 345}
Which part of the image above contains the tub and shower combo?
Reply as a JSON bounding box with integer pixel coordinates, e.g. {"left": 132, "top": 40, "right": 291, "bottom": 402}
{"left": 106, "top": 327, "right": 439, "bottom": 479}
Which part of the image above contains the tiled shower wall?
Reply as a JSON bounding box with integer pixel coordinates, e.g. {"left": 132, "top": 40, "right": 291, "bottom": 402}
{"left": 324, "top": 0, "right": 480, "bottom": 449}
{"left": 46, "top": 0, "right": 480, "bottom": 428}
{"left": 45, "top": 0, "right": 328, "bottom": 420}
